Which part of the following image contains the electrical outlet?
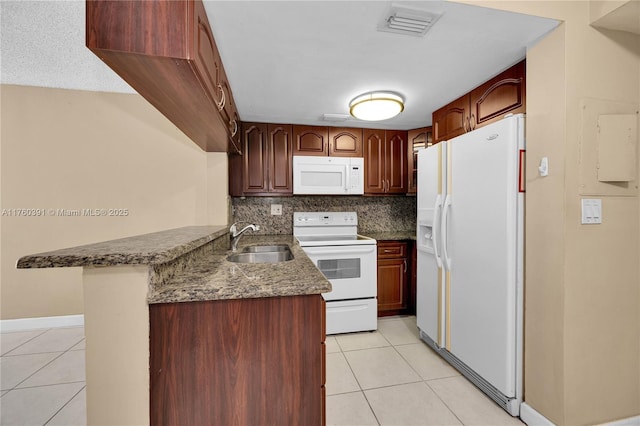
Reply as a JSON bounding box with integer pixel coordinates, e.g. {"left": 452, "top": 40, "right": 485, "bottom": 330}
{"left": 271, "top": 204, "right": 282, "bottom": 215}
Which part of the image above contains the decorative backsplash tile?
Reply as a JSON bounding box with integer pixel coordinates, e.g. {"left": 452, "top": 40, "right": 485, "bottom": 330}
{"left": 231, "top": 196, "right": 416, "bottom": 235}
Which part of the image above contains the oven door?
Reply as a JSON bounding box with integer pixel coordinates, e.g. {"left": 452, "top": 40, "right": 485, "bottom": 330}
{"left": 301, "top": 244, "right": 377, "bottom": 301}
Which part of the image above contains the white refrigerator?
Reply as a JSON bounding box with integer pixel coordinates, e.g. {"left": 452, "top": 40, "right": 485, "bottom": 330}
{"left": 416, "top": 114, "right": 525, "bottom": 416}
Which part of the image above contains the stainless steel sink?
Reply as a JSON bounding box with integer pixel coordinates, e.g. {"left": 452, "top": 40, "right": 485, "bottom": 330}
{"left": 241, "top": 244, "right": 290, "bottom": 253}
{"left": 227, "top": 249, "right": 294, "bottom": 263}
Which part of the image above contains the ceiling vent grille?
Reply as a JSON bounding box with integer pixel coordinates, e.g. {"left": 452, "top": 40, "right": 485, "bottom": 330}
{"left": 378, "top": 5, "right": 442, "bottom": 37}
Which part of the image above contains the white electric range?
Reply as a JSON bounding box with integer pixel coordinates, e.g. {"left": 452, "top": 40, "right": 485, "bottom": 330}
{"left": 293, "top": 212, "right": 377, "bottom": 334}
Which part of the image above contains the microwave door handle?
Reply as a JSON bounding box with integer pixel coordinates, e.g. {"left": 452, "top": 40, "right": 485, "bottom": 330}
{"left": 344, "top": 164, "right": 350, "bottom": 193}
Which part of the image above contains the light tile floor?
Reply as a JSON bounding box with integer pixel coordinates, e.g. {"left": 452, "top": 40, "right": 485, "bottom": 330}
{"left": 0, "top": 317, "right": 524, "bottom": 426}
{"left": 326, "top": 316, "right": 524, "bottom": 426}
{"left": 1, "top": 327, "right": 86, "bottom": 425}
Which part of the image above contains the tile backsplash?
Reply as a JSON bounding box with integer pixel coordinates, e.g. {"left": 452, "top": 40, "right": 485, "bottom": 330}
{"left": 232, "top": 196, "right": 416, "bottom": 235}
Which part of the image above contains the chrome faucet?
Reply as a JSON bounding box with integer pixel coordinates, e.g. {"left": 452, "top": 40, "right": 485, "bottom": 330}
{"left": 230, "top": 222, "right": 260, "bottom": 251}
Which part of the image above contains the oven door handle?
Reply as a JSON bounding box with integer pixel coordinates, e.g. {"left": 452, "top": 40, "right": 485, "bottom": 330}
{"left": 302, "top": 246, "right": 376, "bottom": 256}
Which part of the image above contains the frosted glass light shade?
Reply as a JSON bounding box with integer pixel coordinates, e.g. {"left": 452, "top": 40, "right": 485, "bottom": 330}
{"left": 349, "top": 92, "right": 404, "bottom": 121}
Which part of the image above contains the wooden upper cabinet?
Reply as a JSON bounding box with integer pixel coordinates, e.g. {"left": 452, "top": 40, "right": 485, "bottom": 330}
{"left": 293, "top": 126, "right": 329, "bottom": 156}
{"left": 328, "top": 128, "right": 363, "bottom": 157}
{"left": 364, "top": 129, "right": 386, "bottom": 193}
{"left": 86, "top": 0, "right": 239, "bottom": 153}
{"left": 407, "top": 127, "right": 432, "bottom": 195}
{"left": 386, "top": 130, "right": 408, "bottom": 194}
{"left": 470, "top": 60, "right": 526, "bottom": 130}
{"left": 432, "top": 94, "right": 469, "bottom": 144}
{"left": 363, "top": 129, "right": 407, "bottom": 195}
{"left": 268, "top": 125, "right": 293, "bottom": 194}
{"left": 242, "top": 123, "right": 269, "bottom": 194}
{"left": 193, "top": 1, "right": 224, "bottom": 110}
{"left": 432, "top": 60, "right": 526, "bottom": 144}
{"left": 293, "top": 126, "right": 363, "bottom": 157}
{"left": 233, "top": 122, "right": 292, "bottom": 196}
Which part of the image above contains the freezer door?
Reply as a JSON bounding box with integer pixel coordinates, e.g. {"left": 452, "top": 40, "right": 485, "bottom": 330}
{"left": 416, "top": 144, "right": 446, "bottom": 347}
{"left": 444, "top": 115, "right": 524, "bottom": 398}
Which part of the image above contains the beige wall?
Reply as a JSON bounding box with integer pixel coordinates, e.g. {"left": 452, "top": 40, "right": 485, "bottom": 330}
{"left": 525, "top": 24, "right": 568, "bottom": 423}
{"left": 460, "top": 1, "right": 640, "bottom": 425}
{"left": 0, "top": 85, "right": 229, "bottom": 320}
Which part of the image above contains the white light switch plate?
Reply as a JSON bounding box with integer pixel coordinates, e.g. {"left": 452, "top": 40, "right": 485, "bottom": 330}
{"left": 581, "top": 199, "right": 602, "bottom": 224}
{"left": 270, "top": 204, "right": 283, "bottom": 215}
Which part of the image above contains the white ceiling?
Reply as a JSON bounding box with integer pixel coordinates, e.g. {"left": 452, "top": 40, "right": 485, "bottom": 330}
{"left": 1, "top": 1, "right": 558, "bottom": 130}
{"left": 203, "top": 1, "right": 558, "bottom": 129}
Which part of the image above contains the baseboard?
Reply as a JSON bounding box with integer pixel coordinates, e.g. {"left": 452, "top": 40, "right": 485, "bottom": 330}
{"left": 521, "top": 403, "right": 639, "bottom": 426}
{"left": 0, "top": 314, "right": 84, "bottom": 332}
{"left": 601, "top": 415, "right": 640, "bottom": 426}
{"left": 520, "top": 403, "right": 555, "bottom": 426}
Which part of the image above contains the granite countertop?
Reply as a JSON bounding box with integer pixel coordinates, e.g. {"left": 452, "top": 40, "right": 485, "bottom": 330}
{"left": 364, "top": 231, "right": 416, "bottom": 241}
{"left": 16, "top": 226, "right": 229, "bottom": 268}
{"left": 149, "top": 235, "right": 331, "bottom": 304}
{"left": 16, "top": 226, "right": 331, "bottom": 303}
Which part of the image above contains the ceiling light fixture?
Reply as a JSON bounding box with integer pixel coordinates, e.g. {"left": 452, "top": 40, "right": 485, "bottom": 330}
{"left": 349, "top": 92, "right": 404, "bottom": 121}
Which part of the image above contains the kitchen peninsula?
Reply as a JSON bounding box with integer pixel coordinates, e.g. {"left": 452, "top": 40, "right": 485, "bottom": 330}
{"left": 17, "top": 226, "right": 331, "bottom": 425}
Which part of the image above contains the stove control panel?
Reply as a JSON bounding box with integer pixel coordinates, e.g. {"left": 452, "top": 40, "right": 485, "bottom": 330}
{"left": 293, "top": 212, "right": 358, "bottom": 227}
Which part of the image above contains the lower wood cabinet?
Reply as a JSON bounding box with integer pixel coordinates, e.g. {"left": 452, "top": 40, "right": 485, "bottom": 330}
{"left": 377, "top": 241, "right": 410, "bottom": 316}
{"left": 149, "top": 295, "right": 326, "bottom": 425}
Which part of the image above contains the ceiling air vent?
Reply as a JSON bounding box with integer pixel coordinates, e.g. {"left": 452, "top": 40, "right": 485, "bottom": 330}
{"left": 378, "top": 5, "right": 442, "bottom": 37}
{"left": 323, "top": 113, "right": 351, "bottom": 122}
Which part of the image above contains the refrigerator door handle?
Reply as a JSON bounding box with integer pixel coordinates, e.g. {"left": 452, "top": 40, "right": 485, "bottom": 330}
{"left": 442, "top": 194, "right": 452, "bottom": 270}
{"left": 433, "top": 194, "right": 443, "bottom": 268}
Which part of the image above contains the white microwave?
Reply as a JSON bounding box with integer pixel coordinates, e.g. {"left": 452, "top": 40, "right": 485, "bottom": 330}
{"left": 293, "top": 156, "right": 364, "bottom": 195}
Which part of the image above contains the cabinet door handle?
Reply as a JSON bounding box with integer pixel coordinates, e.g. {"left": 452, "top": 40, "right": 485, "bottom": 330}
{"left": 216, "top": 84, "right": 226, "bottom": 111}
{"left": 231, "top": 119, "right": 238, "bottom": 137}
{"left": 404, "top": 260, "right": 407, "bottom": 273}
{"left": 229, "top": 134, "right": 241, "bottom": 155}
{"left": 470, "top": 113, "right": 476, "bottom": 130}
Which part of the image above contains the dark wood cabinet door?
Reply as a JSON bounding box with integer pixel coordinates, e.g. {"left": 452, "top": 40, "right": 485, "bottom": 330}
{"left": 363, "top": 129, "right": 386, "bottom": 194}
{"left": 377, "top": 241, "right": 409, "bottom": 315}
{"left": 268, "top": 124, "right": 293, "bottom": 193}
{"left": 293, "top": 125, "right": 329, "bottom": 156}
{"left": 150, "top": 295, "right": 324, "bottom": 425}
{"left": 385, "top": 130, "right": 408, "bottom": 194}
{"left": 329, "top": 128, "right": 363, "bottom": 157}
{"left": 407, "top": 127, "right": 432, "bottom": 195}
{"left": 470, "top": 59, "right": 526, "bottom": 130}
{"left": 432, "top": 94, "right": 470, "bottom": 144}
{"left": 241, "top": 123, "right": 269, "bottom": 194}
{"left": 193, "top": 0, "right": 224, "bottom": 111}
{"left": 377, "top": 259, "right": 408, "bottom": 312}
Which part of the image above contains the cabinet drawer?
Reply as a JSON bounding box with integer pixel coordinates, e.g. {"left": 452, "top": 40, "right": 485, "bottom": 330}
{"left": 377, "top": 242, "right": 408, "bottom": 259}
